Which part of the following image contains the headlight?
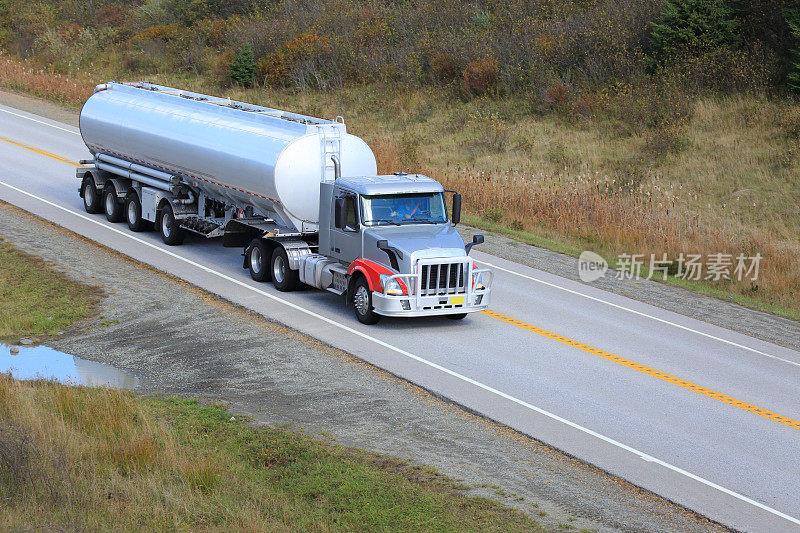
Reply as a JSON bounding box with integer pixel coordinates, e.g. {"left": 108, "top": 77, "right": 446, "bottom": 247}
{"left": 472, "top": 271, "right": 485, "bottom": 290}
{"left": 380, "top": 274, "right": 404, "bottom": 295}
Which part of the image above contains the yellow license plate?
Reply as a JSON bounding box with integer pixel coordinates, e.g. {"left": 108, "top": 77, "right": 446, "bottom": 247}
{"left": 451, "top": 296, "right": 464, "bottom": 305}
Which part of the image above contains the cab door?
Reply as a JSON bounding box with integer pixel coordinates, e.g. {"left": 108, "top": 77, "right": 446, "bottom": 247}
{"left": 330, "top": 187, "right": 362, "bottom": 264}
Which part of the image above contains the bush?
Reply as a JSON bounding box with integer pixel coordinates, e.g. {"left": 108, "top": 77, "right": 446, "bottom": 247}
{"left": 463, "top": 57, "right": 498, "bottom": 96}
{"left": 786, "top": 7, "right": 800, "bottom": 93}
{"left": 260, "top": 32, "right": 332, "bottom": 89}
{"left": 229, "top": 44, "right": 256, "bottom": 87}
{"left": 482, "top": 205, "right": 503, "bottom": 223}
{"left": 648, "top": 0, "right": 741, "bottom": 70}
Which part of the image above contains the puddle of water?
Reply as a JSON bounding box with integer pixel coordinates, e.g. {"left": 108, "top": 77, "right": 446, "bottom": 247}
{"left": 1, "top": 344, "right": 139, "bottom": 389}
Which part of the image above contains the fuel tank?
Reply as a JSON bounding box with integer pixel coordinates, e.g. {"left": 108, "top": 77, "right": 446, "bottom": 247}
{"left": 79, "top": 82, "right": 377, "bottom": 232}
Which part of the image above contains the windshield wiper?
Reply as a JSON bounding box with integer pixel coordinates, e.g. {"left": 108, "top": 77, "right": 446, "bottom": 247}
{"left": 366, "top": 219, "right": 401, "bottom": 226}
{"left": 403, "top": 218, "right": 439, "bottom": 224}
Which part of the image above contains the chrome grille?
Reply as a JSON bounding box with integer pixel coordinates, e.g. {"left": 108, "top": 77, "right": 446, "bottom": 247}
{"left": 419, "top": 262, "right": 467, "bottom": 296}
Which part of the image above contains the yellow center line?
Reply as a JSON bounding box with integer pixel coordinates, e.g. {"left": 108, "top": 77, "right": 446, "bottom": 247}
{"left": 481, "top": 309, "right": 800, "bottom": 431}
{"left": 4, "top": 133, "right": 797, "bottom": 431}
{"left": 0, "top": 134, "right": 83, "bottom": 167}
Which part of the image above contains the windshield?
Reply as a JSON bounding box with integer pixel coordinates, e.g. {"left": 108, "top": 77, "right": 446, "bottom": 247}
{"left": 361, "top": 192, "right": 447, "bottom": 226}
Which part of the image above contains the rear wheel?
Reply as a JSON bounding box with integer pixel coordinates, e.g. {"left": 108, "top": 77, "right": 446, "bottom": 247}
{"left": 247, "top": 239, "right": 271, "bottom": 282}
{"left": 446, "top": 313, "right": 468, "bottom": 320}
{"left": 104, "top": 186, "right": 124, "bottom": 222}
{"left": 158, "top": 203, "right": 185, "bottom": 245}
{"left": 352, "top": 276, "right": 380, "bottom": 325}
{"left": 125, "top": 192, "right": 150, "bottom": 232}
{"left": 82, "top": 178, "right": 102, "bottom": 214}
{"left": 270, "top": 246, "right": 299, "bottom": 291}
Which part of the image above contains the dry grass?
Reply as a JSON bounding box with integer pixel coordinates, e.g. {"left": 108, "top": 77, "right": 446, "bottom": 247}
{"left": 0, "top": 377, "right": 539, "bottom": 531}
{"left": 0, "top": 53, "right": 95, "bottom": 106}
{"left": 0, "top": 53, "right": 797, "bottom": 316}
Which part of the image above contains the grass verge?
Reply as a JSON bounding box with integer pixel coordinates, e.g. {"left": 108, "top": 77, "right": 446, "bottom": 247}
{"left": 0, "top": 237, "right": 100, "bottom": 340}
{"left": 0, "top": 377, "right": 540, "bottom": 531}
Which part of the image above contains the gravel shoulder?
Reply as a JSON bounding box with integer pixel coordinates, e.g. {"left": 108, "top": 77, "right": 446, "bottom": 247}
{"left": 0, "top": 202, "right": 728, "bottom": 532}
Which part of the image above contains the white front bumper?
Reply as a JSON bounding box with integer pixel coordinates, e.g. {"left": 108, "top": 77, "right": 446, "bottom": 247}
{"left": 370, "top": 259, "right": 493, "bottom": 317}
{"left": 372, "top": 289, "right": 491, "bottom": 317}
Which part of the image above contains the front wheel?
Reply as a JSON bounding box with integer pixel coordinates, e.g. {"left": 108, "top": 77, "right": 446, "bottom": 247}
{"left": 270, "top": 246, "right": 299, "bottom": 291}
{"left": 352, "top": 277, "right": 380, "bottom": 325}
{"left": 158, "top": 203, "right": 185, "bottom": 246}
{"left": 82, "top": 178, "right": 102, "bottom": 214}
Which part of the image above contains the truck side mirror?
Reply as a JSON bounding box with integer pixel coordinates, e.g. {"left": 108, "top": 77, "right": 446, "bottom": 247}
{"left": 465, "top": 234, "right": 484, "bottom": 254}
{"left": 334, "top": 198, "right": 346, "bottom": 229}
{"left": 452, "top": 193, "right": 462, "bottom": 225}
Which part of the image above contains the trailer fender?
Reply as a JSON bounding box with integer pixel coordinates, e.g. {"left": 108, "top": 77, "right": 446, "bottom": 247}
{"left": 105, "top": 177, "right": 132, "bottom": 199}
{"left": 347, "top": 259, "right": 406, "bottom": 294}
{"left": 78, "top": 169, "right": 104, "bottom": 197}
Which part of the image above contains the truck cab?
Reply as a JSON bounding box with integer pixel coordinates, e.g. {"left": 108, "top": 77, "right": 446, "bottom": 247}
{"left": 318, "top": 174, "right": 492, "bottom": 324}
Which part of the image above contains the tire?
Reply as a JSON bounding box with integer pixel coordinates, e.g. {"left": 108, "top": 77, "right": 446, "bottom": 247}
{"left": 125, "top": 192, "right": 151, "bottom": 232}
{"left": 247, "top": 239, "right": 271, "bottom": 282}
{"left": 103, "top": 186, "right": 124, "bottom": 222}
{"left": 270, "top": 246, "right": 299, "bottom": 292}
{"left": 158, "top": 203, "right": 185, "bottom": 245}
{"left": 352, "top": 276, "right": 380, "bottom": 325}
{"left": 446, "top": 313, "right": 468, "bottom": 320}
{"left": 82, "top": 177, "right": 102, "bottom": 214}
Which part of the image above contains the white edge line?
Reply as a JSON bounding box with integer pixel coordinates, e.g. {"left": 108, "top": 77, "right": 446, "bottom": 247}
{"left": 0, "top": 106, "right": 82, "bottom": 136}
{"left": 5, "top": 98, "right": 796, "bottom": 367}
{"left": 477, "top": 259, "right": 800, "bottom": 369}
{"left": 1, "top": 179, "right": 798, "bottom": 527}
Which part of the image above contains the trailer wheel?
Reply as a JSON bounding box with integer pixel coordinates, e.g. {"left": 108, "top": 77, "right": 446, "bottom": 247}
{"left": 352, "top": 276, "right": 380, "bottom": 325}
{"left": 158, "top": 203, "right": 185, "bottom": 245}
{"left": 125, "top": 192, "right": 151, "bottom": 232}
{"left": 104, "top": 185, "right": 124, "bottom": 222}
{"left": 270, "top": 246, "right": 299, "bottom": 292}
{"left": 247, "top": 239, "right": 271, "bottom": 282}
{"left": 82, "top": 178, "right": 102, "bottom": 214}
{"left": 446, "top": 313, "right": 468, "bottom": 320}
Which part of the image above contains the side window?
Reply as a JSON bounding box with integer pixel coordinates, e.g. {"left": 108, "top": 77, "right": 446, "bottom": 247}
{"left": 345, "top": 195, "right": 358, "bottom": 229}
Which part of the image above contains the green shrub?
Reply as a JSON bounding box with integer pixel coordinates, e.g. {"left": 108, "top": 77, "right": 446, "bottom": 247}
{"left": 482, "top": 205, "right": 503, "bottom": 223}
{"left": 229, "top": 44, "right": 256, "bottom": 87}
{"left": 648, "top": 0, "right": 741, "bottom": 71}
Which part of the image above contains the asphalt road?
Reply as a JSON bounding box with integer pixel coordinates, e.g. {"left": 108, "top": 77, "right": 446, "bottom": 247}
{"left": 1, "top": 103, "right": 799, "bottom": 532}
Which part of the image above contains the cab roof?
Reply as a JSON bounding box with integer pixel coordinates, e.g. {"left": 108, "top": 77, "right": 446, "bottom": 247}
{"left": 337, "top": 174, "right": 444, "bottom": 196}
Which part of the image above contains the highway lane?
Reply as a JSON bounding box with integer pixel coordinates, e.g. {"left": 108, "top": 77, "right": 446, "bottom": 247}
{"left": 2, "top": 103, "right": 799, "bottom": 531}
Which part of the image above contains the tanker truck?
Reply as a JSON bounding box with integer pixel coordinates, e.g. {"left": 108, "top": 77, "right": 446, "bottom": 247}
{"left": 76, "top": 82, "right": 492, "bottom": 324}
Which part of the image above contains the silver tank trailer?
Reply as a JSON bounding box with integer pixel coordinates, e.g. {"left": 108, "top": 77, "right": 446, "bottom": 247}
{"left": 79, "top": 82, "right": 377, "bottom": 233}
